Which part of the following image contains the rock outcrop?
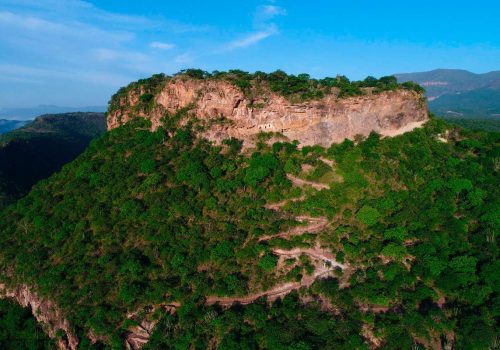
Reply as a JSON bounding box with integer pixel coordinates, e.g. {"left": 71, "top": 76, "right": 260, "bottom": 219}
{"left": 0, "top": 283, "right": 78, "bottom": 350}
{"left": 108, "top": 79, "right": 428, "bottom": 147}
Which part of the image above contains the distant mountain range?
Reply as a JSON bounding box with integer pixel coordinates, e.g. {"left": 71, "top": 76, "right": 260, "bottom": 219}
{"left": 0, "top": 112, "right": 106, "bottom": 207}
{"left": 395, "top": 69, "right": 500, "bottom": 119}
{"left": 0, "top": 105, "right": 107, "bottom": 120}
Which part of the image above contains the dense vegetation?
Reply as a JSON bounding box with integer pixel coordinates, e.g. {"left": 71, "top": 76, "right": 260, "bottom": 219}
{"left": 0, "top": 106, "right": 498, "bottom": 349}
{"left": 429, "top": 87, "right": 500, "bottom": 119}
{"left": 0, "top": 299, "right": 54, "bottom": 349}
{"left": 0, "top": 113, "right": 106, "bottom": 208}
{"left": 444, "top": 117, "right": 500, "bottom": 132}
{"left": 108, "top": 69, "right": 424, "bottom": 114}
{"left": 0, "top": 119, "right": 29, "bottom": 134}
{"left": 395, "top": 69, "right": 500, "bottom": 119}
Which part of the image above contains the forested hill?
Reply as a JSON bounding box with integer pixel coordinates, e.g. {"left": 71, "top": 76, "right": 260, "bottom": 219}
{"left": 0, "top": 112, "right": 106, "bottom": 208}
{"left": 0, "top": 107, "right": 498, "bottom": 348}
{"left": 395, "top": 69, "right": 500, "bottom": 121}
{"left": 0, "top": 119, "right": 29, "bottom": 134}
{"left": 395, "top": 69, "right": 500, "bottom": 100}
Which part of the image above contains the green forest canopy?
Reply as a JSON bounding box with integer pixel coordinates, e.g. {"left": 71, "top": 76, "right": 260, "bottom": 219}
{"left": 0, "top": 112, "right": 498, "bottom": 349}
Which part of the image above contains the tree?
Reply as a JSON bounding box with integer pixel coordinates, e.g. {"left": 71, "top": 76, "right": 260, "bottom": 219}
{"left": 356, "top": 205, "right": 380, "bottom": 226}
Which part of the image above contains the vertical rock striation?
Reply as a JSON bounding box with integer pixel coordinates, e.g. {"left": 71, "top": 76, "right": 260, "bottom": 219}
{"left": 108, "top": 79, "right": 428, "bottom": 147}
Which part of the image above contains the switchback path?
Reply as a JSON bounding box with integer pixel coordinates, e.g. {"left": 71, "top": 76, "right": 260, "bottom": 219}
{"left": 287, "top": 174, "right": 330, "bottom": 190}
{"left": 206, "top": 245, "right": 347, "bottom": 307}
{"left": 129, "top": 174, "right": 344, "bottom": 348}
{"left": 263, "top": 195, "right": 305, "bottom": 211}
{"left": 258, "top": 215, "right": 329, "bottom": 242}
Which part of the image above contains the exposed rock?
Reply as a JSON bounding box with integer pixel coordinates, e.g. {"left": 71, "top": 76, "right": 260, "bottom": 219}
{"left": 108, "top": 79, "right": 428, "bottom": 147}
{"left": 125, "top": 303, "right": 180, "bottom": 350}
{"left": 0, "top": 283, "right": 78, "bottom": 350}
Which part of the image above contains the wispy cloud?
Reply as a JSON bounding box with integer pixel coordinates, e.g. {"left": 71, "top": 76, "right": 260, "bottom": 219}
{"left": 150, "top": 41, "right": 175, "bottom": 50}
{"left": 0, "top": 0, "right": 289, "bottom": 107}
{"left": 0, "top": 0, "right": 206, "bottom": 106}
{"left": 226, "top": 29, "right": 276, "bottom": 50}
{"left": 255, "top": 5, "right": 287, "bottom": 24}
{"left": 224, "top": 3, "right": 286, "bottom": 51}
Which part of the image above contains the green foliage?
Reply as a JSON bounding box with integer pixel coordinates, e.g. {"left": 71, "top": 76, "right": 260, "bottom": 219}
{"left": 0, "top": 299, "right": 54, "bottom": 349}
{"left": 0, "top": 115, "right": 498, "bottom": 349}
{"left": 356, "top": 205, "right": 380, "bottom": 226}
{"left": 444, "top": 117, "right": 500, "bottom": 132}
{"left": 381, "top": 243, "right": 407, "bottom": 260}
{"left": 258, "top": 254, "right": 278, "bottom": 272}
{"left": 145, "top": 293, "right": 363, "bottom": 350}
{"left": 383, "top": 227, "right": 406, "bottom": 241}
{"left": 244, "top": 152, "right": 279, "bottom": 187}
{"left": 0, "top": 112, "right": 106, "bottom": 209}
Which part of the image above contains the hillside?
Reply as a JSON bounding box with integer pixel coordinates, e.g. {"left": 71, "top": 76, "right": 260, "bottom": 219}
{"left": 395, "top": 69, "right": 500, "bottom": 121}
{"left": 0, "top": 298, "right": 53, "bottom": 349}
{"left": 0, "top": 112, "right": 106, "bottom": 208}
{"left": 0, "top": 71, "right": 498, "bottom": 350}
{"left": 0, "top": 105, "right": 107, "bottom": 121}
{"left": 428, "top": 87, "right": 500, "bottom": 118}
{"left": 444, "top": 118, "right": 500, "bottom": 132}
{"left": 395, "top": 69, "right": 500, "bottom": 100}
{"left": 0, "top": 119, "right": 29, "bottom": 134}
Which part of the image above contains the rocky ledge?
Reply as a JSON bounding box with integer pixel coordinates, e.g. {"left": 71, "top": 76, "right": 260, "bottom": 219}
{"left": 108, "top": 78, "right": 428, "bottom": 147}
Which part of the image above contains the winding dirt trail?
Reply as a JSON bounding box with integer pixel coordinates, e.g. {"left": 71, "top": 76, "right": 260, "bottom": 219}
{"left": 287, "top": 174, "right": 330, "bottom": 190}
{"left": 129, "top": 175, "right": 344, "bottom": 348}
{"left": 263, "top": 195, "right": 305, "bottom": 211}
{"left": 258, "top": 215, "right": 329, "bottom": 242}
{"left": 206, "top": 282, "right": 301, "bottom": 306}
{"left": 272, "top": 245, "right": 346, "bottom": 270}
{"left": 207, "top": 175, "right": 345, "bottom": 308}
{"left": 206, "top": 244, "right": 347, "bottom": 307}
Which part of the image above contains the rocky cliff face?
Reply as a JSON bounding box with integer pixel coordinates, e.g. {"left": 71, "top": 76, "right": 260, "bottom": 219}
{"left": 0, "top": 283, "right": 78, "bottom": 350}
{"left": 108, "top": 79, "right": 428, "bottom": 147}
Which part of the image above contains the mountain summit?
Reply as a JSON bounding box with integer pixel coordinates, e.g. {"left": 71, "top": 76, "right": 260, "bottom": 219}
{"left": 108, "top": 70, "right": 428, "bottom": 147}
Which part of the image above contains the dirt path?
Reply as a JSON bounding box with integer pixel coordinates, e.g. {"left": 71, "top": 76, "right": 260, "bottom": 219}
{"left": 131, "top": 175, "right": 343, "bottom": 348}
{"left": 258, "top": 215, "right": 329, "bottom": 242}
{"left": 287, "top": 174, "right": 330, "bottom": 190}
{"left": 206, "top": 282, "right": 301, "bottom": 306}
{"left": 319, "top": 157, "right": 335, "bottom": 167}
{"left": 206, "top": 244, "right": 347, "bottom": 307}
{"left": 272, "top": 245, "right": 346, "bottom": 270}
{"left": 264, "top": 195, "right": 305, "bottom": 211}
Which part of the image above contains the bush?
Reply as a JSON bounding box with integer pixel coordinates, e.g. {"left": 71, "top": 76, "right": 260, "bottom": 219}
{"left": 356, "top": 205, "right": 380, "bottom": 226}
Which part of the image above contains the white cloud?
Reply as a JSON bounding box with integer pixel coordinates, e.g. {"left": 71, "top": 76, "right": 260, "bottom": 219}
{"left": 223, "top": 3, "right": 286, "bottom": 51}
{"left": 150, "top": 41, "right": 175, "bottom": 50}
{"left": 226, "top": 30, "right": 275, "bottom": 49}
{"left": 0, "top": 1, "right": 205, "bottom": 106}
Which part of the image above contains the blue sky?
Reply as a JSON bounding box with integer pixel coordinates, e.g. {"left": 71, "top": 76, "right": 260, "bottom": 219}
{"left": 1, "top": 0, "right": 499, "bottom": 108}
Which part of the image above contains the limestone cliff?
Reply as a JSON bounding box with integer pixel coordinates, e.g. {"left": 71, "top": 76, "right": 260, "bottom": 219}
{"left": 108, "top": 78, "right": 428, "bottom": 147}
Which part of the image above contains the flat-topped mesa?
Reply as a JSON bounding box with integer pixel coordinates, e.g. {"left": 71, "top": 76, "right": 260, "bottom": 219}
{"left": 107, "top": 75, "right": 428, "bottom": 147}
